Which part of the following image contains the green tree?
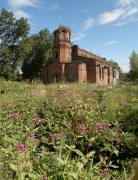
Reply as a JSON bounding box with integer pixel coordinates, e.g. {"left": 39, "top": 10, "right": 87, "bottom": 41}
{"left": 128, "top": 50, "right": 138, "bottom": 81}
{"left": 21, "top": 29, "right": 53, "bottom": 82}
{"left": 0, "top": 8, "right": 30, "bottom": 80}
{"left": 108, "top": 59, "right": 119, "bottom": 67}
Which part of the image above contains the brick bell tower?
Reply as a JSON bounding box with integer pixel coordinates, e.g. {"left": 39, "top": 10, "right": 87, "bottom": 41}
{"left": 52, "top": 26, "right": 72, "bottom": 63}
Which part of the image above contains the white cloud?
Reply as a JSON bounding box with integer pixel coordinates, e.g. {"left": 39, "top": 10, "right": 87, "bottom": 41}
{"left": 96, "top": 0, "right": 138, "bottom": 26}
{"left": 14, "top": 10, "right": 31, "bottom": 19}
{"left": 98, "top": 8, "right": 126, "bottom": 25}
{"left": 83, "top": 17, "right": 94, "bottom": 29}
{"left": 122, "top": 7, "right": 138, "bottom": 18}
{"left": 98, "top": 40, "right": 117, "bottom": 47}
{"left": 113, "top": 21, "right": 128, "bottom": 26}
{"left": 7, "top": 0, "right": 39, "bottom": 8}
{"left": 50, "top": 3, "right": 60, "bottom": 11}
{"left": 117, "top": 0, "right": 135, "bottom": 7}
{"left": 72, "top": 32, "right": 86, "bottom": 42}
{"left": 104, "top": 40, "right": 117, "bottom": 45}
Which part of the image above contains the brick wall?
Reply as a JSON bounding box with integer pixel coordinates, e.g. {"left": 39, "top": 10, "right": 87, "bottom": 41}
{"left": 43, "top": 63, "right": 64, "bottom": 83}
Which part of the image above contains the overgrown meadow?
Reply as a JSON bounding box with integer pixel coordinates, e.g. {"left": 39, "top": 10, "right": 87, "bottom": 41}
{"left": 0, "top": 80, "right": 138, "bottom": 180}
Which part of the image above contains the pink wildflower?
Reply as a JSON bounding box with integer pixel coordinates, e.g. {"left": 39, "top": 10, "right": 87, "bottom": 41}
{"left": 96, "top": 122, "right": 104, "bottom": 131}
{"left": 8, "top": 112, "right": 21, "bottom": 120}
{"left": 42, "top": 176, "right": 47, "bottom": 180}
{"left": 116, "top": 138, "right": 121, "bottom": 148}
{"left": 29, "top": 131, "right": 35, "bottom": 140}
{"left": 17, "top": 143, "right": 27, "bottom": 152}
{"left": 33, "top": 157, "right": 37, "bottom": 162}
{"left": 102, "top": 167, "right": 109, "bottom": 175}
{"left": 106, "top": 123, "right": 112, "bottom": 127}
{"left": 78, "top": 124, "right": 87, "bottom": 132}
{"left": 51, "top": 135, "right": 56, "bottom": 144}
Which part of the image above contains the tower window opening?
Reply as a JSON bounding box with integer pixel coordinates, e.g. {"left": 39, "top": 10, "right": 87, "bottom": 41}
{"left": 113, "top": 69, "right": 116, "bottom": 78}
{"left": 102, "top": 67, "right": 104, "bottom": 79}
{"left": 68, "top": 52, "right": 70, "bottom": 60}
{"left": 99, "top": 66, "right": 101, "bottom": 79}
{"left": 55, "top": 52, "right": 58, "bottom": 59}
{"left": 61, "top": 31, "right": 65, "bottom": 40}
{"left": 55, "top": 33, "right": 58, "bottom": 41}
{"left": 108, "top": 68, "right": 110, "bottom": 77}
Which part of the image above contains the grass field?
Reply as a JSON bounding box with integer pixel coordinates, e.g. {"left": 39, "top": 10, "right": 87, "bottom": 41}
{"left": 0, "top": 80, "right": 138, "bottom": 179}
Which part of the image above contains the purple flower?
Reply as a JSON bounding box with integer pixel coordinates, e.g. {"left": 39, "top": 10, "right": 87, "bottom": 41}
{"left": 96, "top": 122, "right": 104, "bottom": 131}
{"left": 42, "top": 176, "right": 47, "bottom": 180}
{"left": 116, "top": 138, "right": 121, "bottom": 148}
{"left": 107, "top": 123, "right": 112, "bottom": 127}
{"left": 17, "top": 143, "right": 27, "bottom": 152}
{"left": 102, "top": 167, "right": 108, "bottom": 175}
{"left": 78, "top": 124, "right": 87, "bottom": 132}
{"left": 51, "top": 135, "right": 56, "bottom": 144}
{"left": 33, "top": 157, "right": 37, "bottom": 162}
{"left": 8, "top": 112, "right": 21, "bottom": 120}
{"left": 29, "top": 131, "right": 35, "bottom": 140}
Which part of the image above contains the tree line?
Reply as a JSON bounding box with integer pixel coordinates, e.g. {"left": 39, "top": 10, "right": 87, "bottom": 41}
{"left": 128, "top": 50, "right": 138, "bottom": 81}
{"left": 0, "top": 8, "right": 138, "bottom": 82}
{"left": 0, "top": 9, "right": 53, "bottom": 82}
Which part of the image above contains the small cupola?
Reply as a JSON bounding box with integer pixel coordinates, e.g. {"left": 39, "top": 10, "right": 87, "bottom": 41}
{"left": 54, "top": 26, "right": 71, "bottom": 42}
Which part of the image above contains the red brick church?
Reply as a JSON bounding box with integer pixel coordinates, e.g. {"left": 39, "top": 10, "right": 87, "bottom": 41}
{"left": 43, "top": 26, "right": 119, "bottom": 85}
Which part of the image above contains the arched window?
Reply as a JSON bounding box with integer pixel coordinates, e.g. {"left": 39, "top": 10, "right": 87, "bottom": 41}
{"left": 61, "top": 31, "right": 65, "bottom": 40}
{"left": 54, "top": 52, "right": 58, "bottom": 59}
{"left": 68, "top": 52, "right": 70, "bottom": 60}
{"left": 113, "top": 69, "right": 116, "bottom": 78}
{"left": 99, "top": 66, "right": 101, "bottom": 79}
{"left": 102, "top": 67, "right": 104, "bottom": 79}
{"left": 55, "top": 33, "right": 58, "bottom": 41}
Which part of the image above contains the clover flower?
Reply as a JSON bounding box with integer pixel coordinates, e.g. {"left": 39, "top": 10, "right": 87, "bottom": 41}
{"left": 96, "top": 122, "right": 104, "bottom": 131}
{"left": 51, "top": 135, "right": 56, "bottom": 144}
{"left": 78, "top": 124, "right": 87, "bottom": 132}
{"left": 8, "top": 112, "right": 21, "bottom": 120}
{"left": 29, "top": 131, "right": 35, "bottom": 140}
{"left": 116, "top": 138, "right": 121, "bottom": 148}
{"left": 102, "top": 167, "right": 108, "bottom": 175}
{"left": 16, "top": 143, "right": 27, "bottom": 152}
{"left": 42, "top": 176, "right": 47, "bottom": 180}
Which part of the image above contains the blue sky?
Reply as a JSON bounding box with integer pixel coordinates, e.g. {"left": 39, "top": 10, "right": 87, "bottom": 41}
{"left": 1, "top": 0, "right": 138, "bottom": 72}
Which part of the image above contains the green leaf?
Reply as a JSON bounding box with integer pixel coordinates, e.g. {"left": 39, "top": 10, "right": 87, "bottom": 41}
{"left": 73, "top": 149, "right": 84, "bottom": 157}
{"left": 10, "top": 164, "right": 17, "bottom": 171}
{"left": 65, "top": 144, "right": 75, "bottom": 150}
{"left": 110, "top": 165, "right": 119, "bottom": 169}
{"left": 68, "top": 172, "right": 78, "bottom": 179}
{"left": 28, "top": 173, "right": 37, "bottom": 179}
{"left": 76, "top": 162, "right": 83, "bottom": 170}
{"left": 113, "top": 150, "right": 119, "bottom": 156}
{"left": 57, "top": 157, "right": 64, "bottom": 166}
{"left": 86, "top": 151, "right": 95, "bottom": 158}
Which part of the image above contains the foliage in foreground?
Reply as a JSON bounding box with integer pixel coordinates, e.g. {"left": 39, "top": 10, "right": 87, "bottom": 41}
{"left": 0, "top": 81, "right": 138, "bottom": 180}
